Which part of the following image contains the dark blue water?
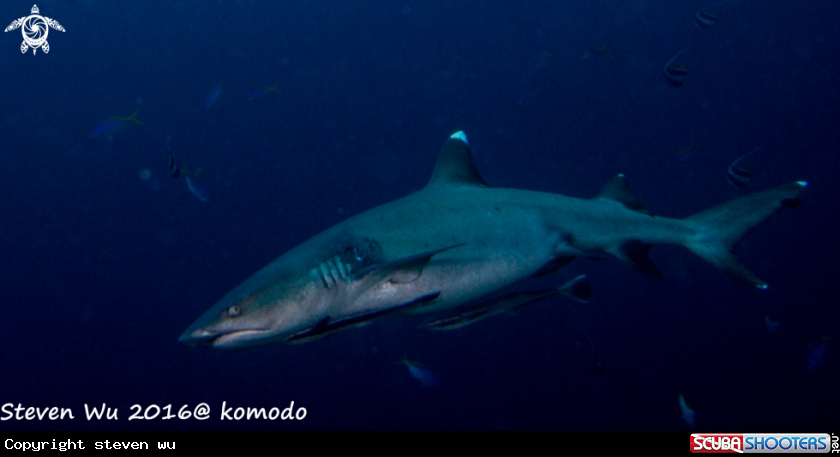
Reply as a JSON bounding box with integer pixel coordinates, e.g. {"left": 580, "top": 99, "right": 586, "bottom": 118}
{"left": 1, "top": 0, "right": 837, "bottom": 430}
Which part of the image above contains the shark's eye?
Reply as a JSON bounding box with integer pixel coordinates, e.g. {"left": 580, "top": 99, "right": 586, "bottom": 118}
{"left": 342, "top": 246, "right": 366, "bottom": 265}
{"left": 227, "top": 305, "right": 241, "bottom": 318}
{"left": 340, "top": 238, "right": 383, "bottom": 269}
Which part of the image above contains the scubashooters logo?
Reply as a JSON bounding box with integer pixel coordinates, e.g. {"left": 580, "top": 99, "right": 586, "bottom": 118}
{"left": 4, "top": 5, "right": 65, "bottom": 55}
{"left": 690, "top": 433, "right": 833, "bottom": 453}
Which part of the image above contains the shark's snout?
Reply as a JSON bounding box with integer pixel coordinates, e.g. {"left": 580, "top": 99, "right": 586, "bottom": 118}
{"left": 178, "top": 328, "right": 216, "bottom": 347}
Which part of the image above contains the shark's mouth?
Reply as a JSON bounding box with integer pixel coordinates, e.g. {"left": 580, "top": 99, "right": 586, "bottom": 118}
{"left": 179, "top": 328, "right": 272, "bottom": 349}
{"left": 210, "top": 330, "right": 272, "bottom": 348}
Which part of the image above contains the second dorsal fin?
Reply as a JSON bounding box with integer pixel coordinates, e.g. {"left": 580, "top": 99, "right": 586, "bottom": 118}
{"left": 595, "top": 174, "right": 649, "bottom": 214}
{"left": 427, "top": 131, "right": 488, "bottom": 188}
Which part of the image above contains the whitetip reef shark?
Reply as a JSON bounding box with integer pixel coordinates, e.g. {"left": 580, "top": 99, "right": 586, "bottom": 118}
{"left": 179, "top": 131, "right": 806, "bottom": 348}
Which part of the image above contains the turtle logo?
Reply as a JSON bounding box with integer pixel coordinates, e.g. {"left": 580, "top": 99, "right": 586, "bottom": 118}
{"left": 4, "top": 5, "right": 65, "bottom": 55}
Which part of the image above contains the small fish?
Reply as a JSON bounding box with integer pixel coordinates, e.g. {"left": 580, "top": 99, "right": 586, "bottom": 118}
{"left": 807, "top": 337, "right": 832, "bottom": 371}
{"left": 165, "top": 136, "right": 208, "bottom": 201}
{"left": 248, "top": 86, "right": 280, "bottom": 101}
{"left": 663, "top": 49, "right": 689, "bottom": 87}
{"left": 166, "top": 137, "right": 180, "bottom": 179}
{"left": 137, "top": 168, "right": 152, "bottom": 181}
{"left": 679, "top": 394, "right": 695, "bottom": 429}
{"left": 695, "top": 9, "right": 723, "bottom": 29}
{"left": 90, "top": 119, "right": 128, "bottom": 139}
{"left": 204, "top": 84, "right": 224, "bottom": 110}
{"left": 764, "top": 315, "right": 781, "bottom": 333}
{"left": 528, "top": 52, "right": 552, "bottom": 75}
{"left": 583, "top": 331, "right": 607, "bottom": 377}
{"left": 169, "top": 155, "right": 180, "bottom": 179}
{"left": 400, "top": 357, "right": 440, "bottom": 389}
{"left": 591, "top": 348, "right": 606, "bottom": 377}
{"left": 671, "top": 144, "right": 699, "bottom": 170}
{"left": 185, "top": 176, "right": 210, "bottom": 203}
{"left": 727, "top": 147, "right": 760, "bottom": 189}
{"left": 694, "top": 1, "right": 733, "bottom": 29}
{"left": 422, "top": 275, "right": 590, "bottom": 331}
{"left": 588, "top": 42, "right": 613, "bottom": 58}
{"left": 90, "top": 108, "right": 143, "bottom": 139}
{"left": 107, "top": 107, "right": 143, "bottom": 125}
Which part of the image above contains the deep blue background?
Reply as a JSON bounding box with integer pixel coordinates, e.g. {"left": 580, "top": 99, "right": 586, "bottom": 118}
{"left": 1, "top": 0, "right": 837, "bottom": 430}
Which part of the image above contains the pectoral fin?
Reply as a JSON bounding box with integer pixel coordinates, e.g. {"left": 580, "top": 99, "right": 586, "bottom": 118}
{"left": 352, "top": 243, "right": 464, "bottom": 284}
{"left": 285, "top": 316, "right": 333, "bottom": 344}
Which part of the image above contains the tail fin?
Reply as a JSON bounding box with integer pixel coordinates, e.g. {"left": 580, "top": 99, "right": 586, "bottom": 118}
{"left": 684, "top": 181, "right": 807, "bottom": 288}
{"left": 126, "top": 108, "right": 144, "bottom": 126}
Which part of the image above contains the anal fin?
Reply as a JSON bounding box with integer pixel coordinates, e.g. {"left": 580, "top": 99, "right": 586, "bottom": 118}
{"left": 556, "top": 275, "right": 591, "bottom": 303}
{"left": 608, "top": 241, "right": 663, "bottom": 279}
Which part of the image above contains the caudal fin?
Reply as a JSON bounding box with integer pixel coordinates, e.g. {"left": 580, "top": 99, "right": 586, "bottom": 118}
{"left": 684, "top": 181, "right": 807, "bottom": 288}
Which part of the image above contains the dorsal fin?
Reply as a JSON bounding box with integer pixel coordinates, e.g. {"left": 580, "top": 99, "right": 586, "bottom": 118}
{"left": 595, "top": 174, "right": 649, "bottom": 214}
{"left": 427, "top": 131, "right": 488, "bottom": 187}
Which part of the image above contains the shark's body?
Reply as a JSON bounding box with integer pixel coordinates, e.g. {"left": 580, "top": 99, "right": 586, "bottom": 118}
{"left": 180, "top": 132, "right": 806, "bottom": 348}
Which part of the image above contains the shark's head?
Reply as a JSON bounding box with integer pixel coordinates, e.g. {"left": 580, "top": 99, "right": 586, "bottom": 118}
{"left": 178, "top": 261, "right": 330, "bottom": 349}
{"left": 178, "top": 228, "right": 455, "bottom": 349}
{"left": 178, "top": 232, "right": 394, "bottom": 349}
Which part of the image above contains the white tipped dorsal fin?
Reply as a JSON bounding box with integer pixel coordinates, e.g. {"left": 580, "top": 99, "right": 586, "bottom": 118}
{"left": 427, "top": 131, "right": 488, "bottom": 187}
{"left": 595, "top": 174, "right": 649, "bottom": 214}
{"left": 450, "top": 131, "right": 468, "bottom": 144}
